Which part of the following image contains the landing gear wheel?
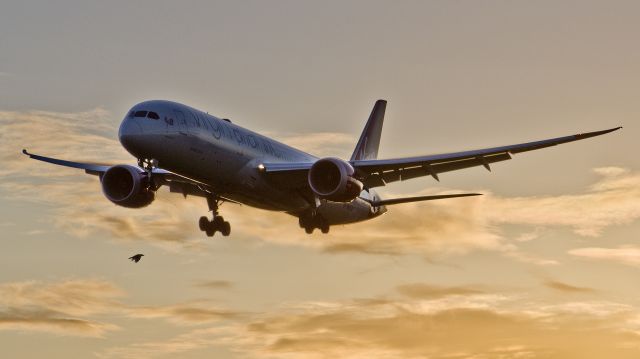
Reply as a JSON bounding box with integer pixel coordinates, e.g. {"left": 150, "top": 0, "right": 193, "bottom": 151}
{"left": 305, "top": 226, "right": 314, "bottom": 234}
{"left": 220, "top": 221, "right": 231, "bottom": 236}
{"left": 205, "top": 221, "right": 216, "bottom": 237}
{"left": 199, "top": 216, "right": 209, "bottom": 231}
{"left": 320, "top": 225, "right": 329, "bottom": 234}
{"left": 213, "top": 216, "right": 224, "bottom": 226}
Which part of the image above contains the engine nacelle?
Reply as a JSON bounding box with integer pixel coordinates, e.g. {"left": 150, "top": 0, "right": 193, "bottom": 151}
{"left": 101, "top": 165, "right": 155, "bottom": 208}
{"left": 308, "top": 157, "right": 363, "bottom": 202}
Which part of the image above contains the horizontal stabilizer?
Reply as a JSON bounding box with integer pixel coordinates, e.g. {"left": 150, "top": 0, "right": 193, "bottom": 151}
{"left": 367, "top": 193, "right": 482, "bottom": 206}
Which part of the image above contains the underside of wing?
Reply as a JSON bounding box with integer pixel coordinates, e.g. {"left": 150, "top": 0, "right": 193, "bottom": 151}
{"left": 352, "top": 127, "right": 622, "bottom": 188}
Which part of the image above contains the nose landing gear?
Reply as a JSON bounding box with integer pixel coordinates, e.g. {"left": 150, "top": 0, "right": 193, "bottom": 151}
{"left": 199, "top": 195, "right": 231, "bottom": 237}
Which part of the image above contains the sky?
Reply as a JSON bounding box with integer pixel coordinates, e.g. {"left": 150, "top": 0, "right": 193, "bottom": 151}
{"left": 0, "top": 1, "right": 639, "bottom": 358}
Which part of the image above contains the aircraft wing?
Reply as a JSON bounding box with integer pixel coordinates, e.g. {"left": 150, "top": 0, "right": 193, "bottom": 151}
{"left": 262, "top": 127, "right": 621, "bottom": 189}
{"left": 22, "top": 149, "right": 219, "bottom": 198}
{"left": 352, "top": 127, "right": 622, "bottom": 188}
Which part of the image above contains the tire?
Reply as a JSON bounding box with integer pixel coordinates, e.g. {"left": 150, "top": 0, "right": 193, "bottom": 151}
{"left": 304, "top": 226, "right": 314, "bottom": 234}
{"left": 213, "top": 216, "right": 224, "bottom": 226}
{"left": 220, "top": 221, "right": 231, "bottom": 236}
{"left": 321, "top": 225, "right": 329, "bottom": 234}
{"left": 205, "top": 225, "right": 215, "bottom": 237}
{"left": 199, "top": 216, "right": 209, "bottom": 231}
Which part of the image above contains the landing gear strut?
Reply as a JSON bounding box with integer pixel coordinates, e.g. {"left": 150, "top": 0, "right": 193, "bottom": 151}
{"left": 138, "top": 158, "right": 160, "bottom": 191}
{"left": 199, "top": 195, "right": 231, "bottom": 237}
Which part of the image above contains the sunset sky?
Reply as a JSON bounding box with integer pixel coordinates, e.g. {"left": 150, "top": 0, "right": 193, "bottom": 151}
{"left": 1, "top": 1, "right": 639, "bottom": 358}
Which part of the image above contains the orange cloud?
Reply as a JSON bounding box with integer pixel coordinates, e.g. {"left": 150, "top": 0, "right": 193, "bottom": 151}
{"left": 544, "top": 280, "right": 596, "bottom": 293}
{"left": 569, "top": 246, "right": 640, "bottom": 267}
{"left": 100, "top": 289, "right": 640, "bottom": 359}
{"left": 0, "top": 279, "right": 123, "bottom": 337}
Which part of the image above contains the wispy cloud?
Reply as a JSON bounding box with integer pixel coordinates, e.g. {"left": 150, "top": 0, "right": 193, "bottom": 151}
{"left": 0, "top": 278, "right": 240, "bottom": 338}
{"left": 0, "top": 279, "right": 123, "bottom": 337}
{"left": 101, "top": 289, "right": 640, "bottom": 359}
{"left": 128, "top": 302, "right": 241, "bottom": 325}
{"left": 569, "top": 246, "right": 640, "bottom": 267}
{"left": 396, "top": 283, "right": 485, "bottom": 299}
{"left": 267, "top": 131, "right": 355, "bottom": 158}
{"left": 194, "top": 280, "right": 234, "bottom": 290}
{"left": 544, "top": 280, "right": 597, "bottom": 293}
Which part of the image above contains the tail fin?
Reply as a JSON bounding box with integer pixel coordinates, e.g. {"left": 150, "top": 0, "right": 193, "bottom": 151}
{"left": 350, "top": 99, "right": 386, "bottom": 161}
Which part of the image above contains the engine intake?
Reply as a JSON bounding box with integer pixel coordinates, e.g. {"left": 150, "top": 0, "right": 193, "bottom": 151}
{"left": 101, "top": 165, "right": 155, "bottom": 208}
{"left": 308, "top": 157, "right": 363, "bottom": 202}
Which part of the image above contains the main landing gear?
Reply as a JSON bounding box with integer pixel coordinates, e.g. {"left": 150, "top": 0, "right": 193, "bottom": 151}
{"left": 298, "top": 213, "right": 330, "bottom": 235}
{"left": 199, "top": 195, "right": 231, "bottom": 237}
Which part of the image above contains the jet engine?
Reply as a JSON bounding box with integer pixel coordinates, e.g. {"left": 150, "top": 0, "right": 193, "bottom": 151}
{"left": 308, "top": 157, "right": 363, "bottom": 202}
{"left": 101, "top": 165, "right": 155, "bottom": 208}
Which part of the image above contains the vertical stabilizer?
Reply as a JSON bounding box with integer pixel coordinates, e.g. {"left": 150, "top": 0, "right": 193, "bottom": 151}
{"left": 350, "top": 99, "right": 386, "bottom": 161}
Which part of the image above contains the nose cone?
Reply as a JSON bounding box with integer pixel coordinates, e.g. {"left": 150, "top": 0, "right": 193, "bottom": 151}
{"left": 118, "top": 117, "right": 144, "bottom": 157}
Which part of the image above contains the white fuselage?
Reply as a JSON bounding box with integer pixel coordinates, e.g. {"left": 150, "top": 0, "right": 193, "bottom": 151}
{"left": 118, "top": 100, "right": 386, "bottom": 225}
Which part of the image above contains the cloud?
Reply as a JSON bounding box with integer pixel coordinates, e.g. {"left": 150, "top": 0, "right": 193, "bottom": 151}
{"left": 128, "top": 302, "right": 241, "bottom": 325}
{"left": 544, "top": 280, "right": 596, "bottom": 293}
{"left": 96, "top": 285, "right": 640, "bottom": 359}
{"left": 195, "top": 280, "right": 234, "bottom": 290}
{"left": 268, "top": 131, "right": 355, "bottom": 158}
{"left": 569, "top": 246, "right": 640, "bottom": 267}
{"left": 0, "top": 279, "right": 123, "bottom": 337}
{"left": 221, "top": 296, "right": 640, "bottom": 359}
{"left": 0, "top": 278, "right": 241, "bottom": 339}
{"left": 97, "top": 327, "right": 227, "bottom": 359}
{"left": 396, "top": 283, "right": 485, "bottom": 299}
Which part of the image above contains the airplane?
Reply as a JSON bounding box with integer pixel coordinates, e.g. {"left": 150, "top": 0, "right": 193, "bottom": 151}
{"left": 23, "top": 99, "right": 621, "bottom": 237}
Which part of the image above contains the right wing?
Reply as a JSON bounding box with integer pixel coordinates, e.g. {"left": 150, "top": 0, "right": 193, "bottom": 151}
{"left": 22, "top": 149, "right": 231, "bottom": 200}
{"left": 352, "top": 127, "right": 622, "bottom": 188}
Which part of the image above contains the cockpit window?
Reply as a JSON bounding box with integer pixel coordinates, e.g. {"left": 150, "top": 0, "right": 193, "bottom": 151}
{"left": 134, "top": 110, "right": 148, "bottom": 118}
{"left": 147, "top": 111, "right": 160, "bottom": 120}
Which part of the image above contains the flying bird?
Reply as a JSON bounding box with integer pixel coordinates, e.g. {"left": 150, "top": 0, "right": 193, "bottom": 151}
{"left": 129, "top": 254, "right": 144, "bottom": 263}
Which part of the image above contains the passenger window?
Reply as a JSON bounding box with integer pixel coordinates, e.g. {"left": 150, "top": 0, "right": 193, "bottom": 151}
{"left": 134, "top": 110, "right": 148, "bottom": 118}
{"left": 147, "top": 111, "right": 160, "bottom": 120}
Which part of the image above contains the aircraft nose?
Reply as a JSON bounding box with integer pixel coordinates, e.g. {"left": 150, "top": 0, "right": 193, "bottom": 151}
{"left": 118, "top": 116, "right": 144, "bottom": 156}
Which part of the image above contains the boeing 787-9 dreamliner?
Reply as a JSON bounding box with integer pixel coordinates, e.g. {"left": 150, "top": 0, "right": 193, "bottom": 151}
{"left": 24, "top": 100, "right": 621, "bottom": 236}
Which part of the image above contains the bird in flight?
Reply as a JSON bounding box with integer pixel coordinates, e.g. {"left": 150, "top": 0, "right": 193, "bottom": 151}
{"left": 129, "top": 254, "right": 144, "bottom": 263}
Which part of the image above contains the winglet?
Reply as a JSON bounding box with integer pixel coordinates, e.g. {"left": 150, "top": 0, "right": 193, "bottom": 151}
{"left": 574, "top": 126, "right": 622, "bottom": 139}
{"left": 350, "top": 100, "right": 387, "bottom": 161}
{"left": 22, "top": 148, "right": 30, "bottom": 156}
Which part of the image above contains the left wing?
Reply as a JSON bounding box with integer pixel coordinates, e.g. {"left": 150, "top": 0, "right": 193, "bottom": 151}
{"left": 262, "top": 127, "right": 622, "bottom": 189}
{"left": 362, "top": 193, "right": 482, "bottom": 206}
{"left": 353, "top": 127, "right": 621, "bottom": 188}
